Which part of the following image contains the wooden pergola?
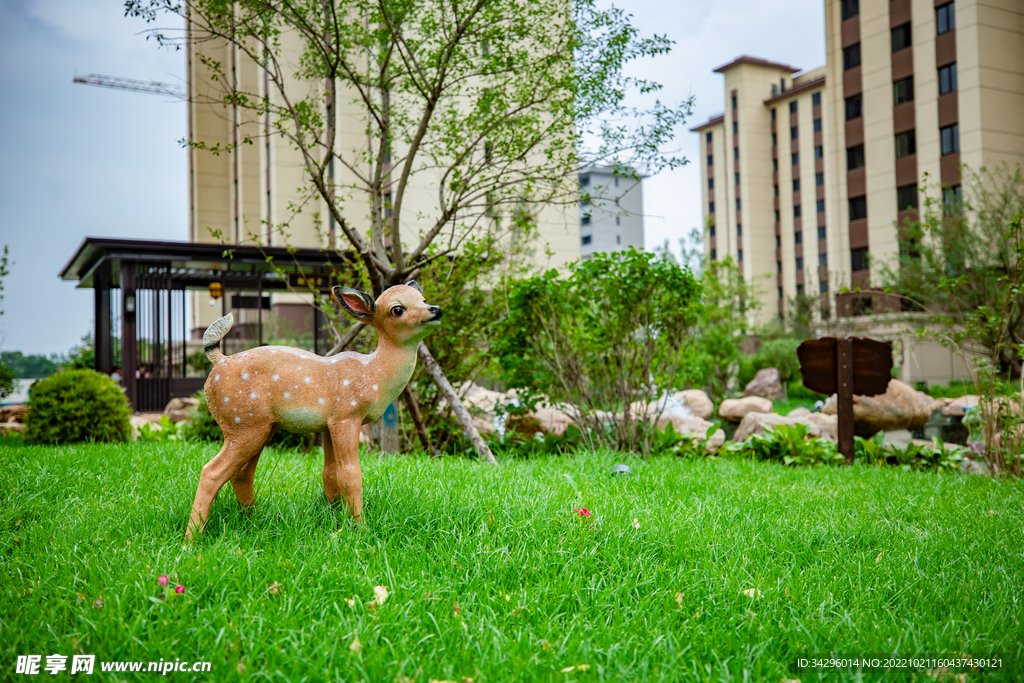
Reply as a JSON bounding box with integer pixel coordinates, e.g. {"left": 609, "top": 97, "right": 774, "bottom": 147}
{"left": 60, "top": 238, "right": 349, "bottom": 412}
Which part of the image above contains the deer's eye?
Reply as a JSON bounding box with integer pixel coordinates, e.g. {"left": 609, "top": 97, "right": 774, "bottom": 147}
{"left": 391, "top": 305, "right": 404, "bottom": 317}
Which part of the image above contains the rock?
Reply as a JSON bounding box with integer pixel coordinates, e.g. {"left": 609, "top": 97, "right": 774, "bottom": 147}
{"left": 787, "top": 407, "right": 812, "bottom": 418}
{"left": 821, "top": 379, "right": 932, "bottom": 436}
{"left": 718, "top": 396, "right": 774, "bottom": 423}
{"left": 0, "top": 422, "right": 25, "bottom": 434}
{"left": 459, "top": 383, "right": 510, "bottom": 414}
{"left": 130, "top": 413, "right": 164, "bottom": 428}
{"left": 942, "top": 395, "right": 980, "bottom": 417}
{"left": 732, "top": 411, "right": 839, "bottom": 442}
{"left": 164, "top": 397, "right": 200, "bottom": 423}
{"left": 674, "top": 389, "right": 714, "bottom": 420}
{"left": 654, "top": 413, "right": 725, "bottom": 453}
{"left": 744, "top": 368, "right": 785, "bottom": 400}
{"left": 883, "top": 429, "right": 913, "bottom": 450}
{"left": 526, "top": 407, "right": 575, "bottom": 437}
{"left": 0, "top": 404, "right": 29, "bottom": 423}
{"left": 960, "top": 455, "right": 991, "bottom": 477}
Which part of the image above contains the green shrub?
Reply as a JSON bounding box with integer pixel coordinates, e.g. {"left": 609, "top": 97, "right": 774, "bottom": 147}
{"left": 724, "top": 423, "right": 842, "bottom": 466}
{"left": 180, "top": 390, "right": 316, "bottom": 451}
{"left": 787, "top": 380, "right": 826, "bottom": 401}
{"left": 854, "top": 432, "right": 966, "bottom": 472}
{"left": 922, "top": 379, "right": 1019, "bottom": 399}
{"left": 0, "top": 361, "right": 15, "bottom": 400}
{"left": 23, "top": 369, "right": 131, "bottom": 444}
{"left": 737, "top": 338, "right": 803, "bottom": 388}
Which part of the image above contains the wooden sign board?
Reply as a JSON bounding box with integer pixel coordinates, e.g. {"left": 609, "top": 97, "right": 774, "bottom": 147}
{"left": 796, "top": 337, "right": 893, "bottom": 464}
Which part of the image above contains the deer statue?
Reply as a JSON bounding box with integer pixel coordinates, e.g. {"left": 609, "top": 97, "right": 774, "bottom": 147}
{"left": 184, "top": 281, "right": 441, "bottom": 542}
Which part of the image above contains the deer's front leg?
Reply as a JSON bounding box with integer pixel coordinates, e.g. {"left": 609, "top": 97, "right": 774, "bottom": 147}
{"left": 326, "top": 418, "right": 363, "bottom": 522}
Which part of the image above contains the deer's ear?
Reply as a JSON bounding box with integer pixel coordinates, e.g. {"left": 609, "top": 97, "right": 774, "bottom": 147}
{"left": 405, "top": 280, "right": 422, "bottom": 294}
{"left": 333, "top": 286, "right": 377, "bottom": 320}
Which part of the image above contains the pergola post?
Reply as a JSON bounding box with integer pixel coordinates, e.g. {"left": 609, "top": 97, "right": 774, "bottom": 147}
{"left": 121, "top": 262, "right": 138, "bottom": 410}
{"left": 93, "top": 266, "right": 112, "bottom": 375}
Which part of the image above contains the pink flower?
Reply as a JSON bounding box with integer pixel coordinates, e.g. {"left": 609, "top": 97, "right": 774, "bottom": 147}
{"left": 157, "top": 575, "right": 169, "bottom": 587}
{"left": 573, "top": 507, "right": 591, "bottom": 518}
{"left": 174, "top": 585, "right": 186, "bottom": 595}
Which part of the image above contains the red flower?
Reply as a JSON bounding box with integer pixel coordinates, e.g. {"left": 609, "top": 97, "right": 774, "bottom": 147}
{"left": 573, "top": 507, "right": 591, "bottom": 518}
{"left": 174, "top": 585, "right": 186, "bottom": 594}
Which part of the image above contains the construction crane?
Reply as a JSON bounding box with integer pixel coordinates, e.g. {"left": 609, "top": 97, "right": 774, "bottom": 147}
{"left": 73, "top": 73, "right": 185, "bottom": 100}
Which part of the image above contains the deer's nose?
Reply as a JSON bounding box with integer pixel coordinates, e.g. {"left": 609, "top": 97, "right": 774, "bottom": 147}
{"left": 428, "top": 306, "right": 442, "bottom": 320}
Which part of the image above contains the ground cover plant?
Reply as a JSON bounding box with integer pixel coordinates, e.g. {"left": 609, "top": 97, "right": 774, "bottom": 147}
{"left": 2, "top": 439, "right": 1022, "bottom": 681}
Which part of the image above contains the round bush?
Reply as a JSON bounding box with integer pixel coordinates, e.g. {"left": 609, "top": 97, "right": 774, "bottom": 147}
{"left": 23, "top": 369, "right": 132, "bottom": 444}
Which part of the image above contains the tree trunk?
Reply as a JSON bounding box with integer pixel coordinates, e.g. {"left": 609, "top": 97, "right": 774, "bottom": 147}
{"left": 417, "top": 342, "right": 499, "bottom": 465}
{"left": 402, "top": 386, "right": 435, "bottom": 455}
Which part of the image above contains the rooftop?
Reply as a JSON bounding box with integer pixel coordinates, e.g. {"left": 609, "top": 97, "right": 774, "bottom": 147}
{"left": 712, "top": 55, "right": 801, "bottom": 74}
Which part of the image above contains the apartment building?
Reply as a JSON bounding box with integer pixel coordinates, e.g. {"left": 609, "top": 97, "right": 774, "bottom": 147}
{"left": 186, "top": 28, "right": 578, "bottom": 337}
{"left": 692, "top": 0, "right": 1024, "bottom": 384}
{"left": 578, "top": 165, "right": 645, "bottom": 260}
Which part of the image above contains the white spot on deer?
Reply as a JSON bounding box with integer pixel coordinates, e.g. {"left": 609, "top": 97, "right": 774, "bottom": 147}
{"left": 270, "top": 349, "right": 277, "bottom": 354}
{"left": 284, "top": 392, "right": 291, "bottom": 399}
{"left": 250, "top": 392, "right": 257, "bottom": 399}
{"left": 242, "top": 372, "right": 249, "bottom": 380}
{"left": 335, "top": 397, "right": 340, "bottom": 401}
{"left": 361, "top": 357, "right": 371, "bottom": 366}
{"left": 304, "top": 377, "right": 311, "bottom": 383}
{"left": 343, "top": 379, "right": 350, "bottom": 386}
{"left": 351, "top": 400, "right": 357, "bottom": 407}
{"left": 272, "top": 374, "right": 279, "bottom": 381}
{"left": 224, "top": 397, "right": 230, "bottom": 403}
{"left": 372, "top": 384, "right": 378, "bottom": 391}
{"left": 214, "top": 374, "right": 220, "bottom": 381}
{"left": 235, "top": 417, "right": 241, "bottom": 423}
{"left": 318, "top": 398, "right": 325, "bottom": 404}
{"left": 331, "top": 358, "right": 338, "bottom": 364}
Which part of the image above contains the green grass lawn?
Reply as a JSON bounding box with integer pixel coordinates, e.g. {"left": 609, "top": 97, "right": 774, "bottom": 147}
{"left": 2, "top": 439, "right": 1023, "bottom": 682}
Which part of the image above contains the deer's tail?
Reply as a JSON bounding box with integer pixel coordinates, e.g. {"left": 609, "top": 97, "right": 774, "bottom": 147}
{"left": 203, "top": 313, "right": 233, "bottom": 363}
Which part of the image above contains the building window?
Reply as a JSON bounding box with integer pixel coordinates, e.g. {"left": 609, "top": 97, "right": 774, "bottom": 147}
{"left": 773, "top": 159, "right": 779, "bottom": 172}
{"left": 711, "top": 249, "right": 717, "bottom": 260}
{"left": 775, "top": 210, "right": 780, "bottom": 222}
{"left": 844, "top": 43, "right": 861, "bottom": 70}
{"left": 581, "top": 235, "right": 592, "bottom": 245}
{"left": 895, "top": 130, "right": 917, "bottom": 158}
{"left": 772, "top": 133, "right": 777, "bottom": 146}
{"left": 820, "top": 281, "right": 829, "bottom": 294}
{"left": 815, "top": 145, "right": 824, "bottom": 159}
{"left": 849, "top": 196, "right": 868, "bottom": 220}
{"left": 616, "top": 235, "right": 621, "bottom": 245}
{"left": 816, "top": 172, "right": 824, "bottom": 186}
{"left": 732, "top": 95, "right": 737, "bottom": 108}
{"left": 616, "top": 216, "right": 620, "bottom": 226}
{"left": 796, "top": 257, "right": 804, "bottom": 271}
{"left": 778, "top": 287, "right": 784, "bottom": 300}
{"left": 736, "top": 199, "right": 741, "bottom": 211}
{"left": 776, "top": 235, "right": 781, "bottom": 248}
{"left": 845, "top": 94, "right": 863, "bottom": 120}
{"left": 614, "top": 177, "right": 619, "bottom": 187}
{"left": 819, "top": 253, "right": 828, "bottom": 267}
{"left": 941, "top": 124, "right": 960, "bottom": 155}
{"left": 897, "top": 184, "right": 918, "bottom": 211}
{"left": 818, "top": 226, "right": 826, "bottom": 239}
{"left": 737, "top": 223, "right": 743, "bottom": 236}
{"left": 894, "top": 76, "right": 914, "bottom": 105}
{"left": 706, "top": 131, "right": 712, "bottom": 143}
{"left": 738, "top": 249, "right": 744, "bottom": 261}
{"left": 580, "top": 176, "right": 589, "bottom": 187}
{"left": 792, "top": 152, "right": 800, "bottom": 165}
{"left": 793, "top": 178, "right": 801, "bottom": 192}
{"left": 892, "top": 23, "right": 912, "bottom": 52}
{"left": 708, "top": 178, "right": 714, "bottom": 190}
{"left": 709, "top": 201, "right": 715, "bottom": 213}
{"left": 771, "top": 108, "right": 777, "bottom": 121}
{"left": 774, "top": 184, "right": 779, "bottom": 197}
{"left": 936, "top": 2, "right": 955, "bottom": 34}
{"left": 851, "top": 246, "right": 870, "bottom": 271}
{"left": 817, "top": 199, "right": 825, "bottom": 213}
{"left": 841, "top": 0, "right": 859, "bottom": 19}
{"left": 735, "top": 173, "right": 740, "bottom": 185}
{"left": 813, "top": 92, "right": 822, "bottom": 106}
{"left": 814, "top": 118, "right": 822, "bottom": 132}
{"left": 733, "top": 122, "right": 738, "bottom": 135}
{"left": 709, "top": 224, "right": 716, "bottom": 236}
{"left": 777, "top": 261, "right": 782, "bottom": 273}
{"left": 789, "top": 101, "right": 798, "bottom": 114}
{"left": 795, "top": 230, "right": 803, "bottom": 243}
{"left": 707, "top": 154, "right": 713, "bottom": 166}
{"left": 581, "top": 215, "right": 591, "bottom": 225}
{"left": 794, "top": 205, "right": 802, "bottom": 218}
{"left": 944, "top": 185, "right": 963, "bottom": 213}
{"left": 847, "top": 144, "right": 865, "bottom": 170}
{"left": 734, "top": 148, "right": 739, "bottom": 159}
{"left": 939, "top": 63, "right": 958, "bottom": 94}
{"left": 791, "top": 126, "right": 799, "bottom": 139}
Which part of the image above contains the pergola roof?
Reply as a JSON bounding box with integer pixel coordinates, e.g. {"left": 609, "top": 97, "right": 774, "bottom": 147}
{"left": 60, "top": 238, "right": 351, "bottom": 290}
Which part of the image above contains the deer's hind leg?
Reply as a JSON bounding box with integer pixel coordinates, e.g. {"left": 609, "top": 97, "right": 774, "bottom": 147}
{"left": 230, "top": 425, "right": 277, "bottom": 510}
{"left": 185, "top": 425, "right": 273, "bottom": 543}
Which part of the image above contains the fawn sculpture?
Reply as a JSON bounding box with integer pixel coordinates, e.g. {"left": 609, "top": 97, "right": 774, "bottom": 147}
{"left": 184, "top": 281, "right": 440, "bottom": 542}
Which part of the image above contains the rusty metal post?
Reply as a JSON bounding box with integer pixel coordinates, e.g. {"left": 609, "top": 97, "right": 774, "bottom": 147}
{"left": 836, "top": 337, "right": 855, "bottom": 463}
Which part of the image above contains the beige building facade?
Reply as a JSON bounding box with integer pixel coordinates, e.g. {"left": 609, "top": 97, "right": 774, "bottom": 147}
{"left": 186, "top": 26, "right": 578, "bottom": 339}
{"left": 692, "top": 0, "right": 1024, "bottom": 385}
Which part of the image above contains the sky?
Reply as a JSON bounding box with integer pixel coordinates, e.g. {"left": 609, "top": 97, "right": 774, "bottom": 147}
{"left": 0, "top": 0, "right": 825, "bottom": 357}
